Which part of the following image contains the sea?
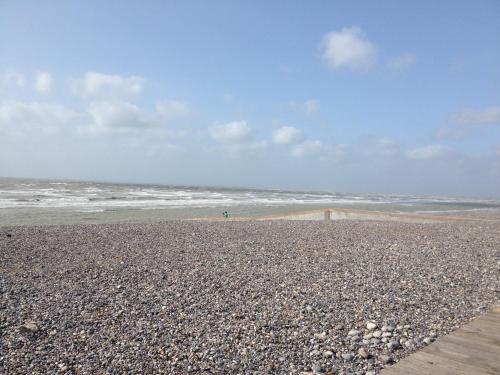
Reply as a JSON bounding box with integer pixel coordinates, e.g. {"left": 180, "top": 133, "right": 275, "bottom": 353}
{"left": 1, "top": 177, "right": 499, "bottom": 226}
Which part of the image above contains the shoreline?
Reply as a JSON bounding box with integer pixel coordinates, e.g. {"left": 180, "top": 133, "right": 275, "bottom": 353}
{"left": 2, "top": 205, "right": 499, "bottom": 228}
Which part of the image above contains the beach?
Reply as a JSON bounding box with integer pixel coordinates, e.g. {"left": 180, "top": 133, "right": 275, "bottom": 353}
{"left": 1, "top": 219, "right": 498, "bottom": 374}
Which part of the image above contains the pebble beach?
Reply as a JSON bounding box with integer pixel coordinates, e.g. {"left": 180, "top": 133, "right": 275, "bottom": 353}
{"left": 1, "top": 220, "right": 499, "bottom": 374}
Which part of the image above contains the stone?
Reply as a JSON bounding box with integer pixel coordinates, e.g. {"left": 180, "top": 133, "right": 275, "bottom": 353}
{"left": 372, "top": 330, "right": 382, "bottom": 338}
{"left": 382, "top": 332, "right": 392, "bottom": 338}
{"left": 310, "top": 349, "right": 320, "bottom": 357}
{"left": 423, "top": 337, "right": 433, "bottom": 345}
{"left": 350, "top": 335, "right": 361, "bottom": 342}
{"left": 19, "top": 321, "right": 39, "bottom": 333}
{"left": 314, "top": 332, "right": 327, "bottom": 341}
{"left": 363, "top": 333, "right": 373, "bottom": 339}
{"left": 323, "top": 350, "right": 334, "bottom": 358}
{"left": 342, "top": 353, "right": 354, "bottom": 361}
{"left": 348, "top": 329, "right": 361, "bottom": 336}
{"left": 366, "top": 322, "right": 377, "bottom": 330}
{"left": 404, "top": 339, "right": 414, "bottom": 348}
{"left": 312, "top": 364, "right": 323, "bottom": 374}
{"left": 379, "top": 354, "right": 393, "bottom": 364}
{"left": 382, "top": 325, "right": 395, "bottom": 332}
{"left": 387, "top": 340, "right": 401, "bottom": 350}
{"left": 358, "top": 347, "right": 369, "bottom": 359}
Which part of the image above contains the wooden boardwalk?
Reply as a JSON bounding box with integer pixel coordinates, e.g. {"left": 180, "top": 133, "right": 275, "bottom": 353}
{"left": 383, "top": 306, "right": 500, "bottom": 374}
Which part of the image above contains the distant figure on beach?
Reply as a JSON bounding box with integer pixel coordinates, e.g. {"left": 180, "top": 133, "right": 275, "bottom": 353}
{"left": 222, "top": 211, "right": 229, "bottom": 218}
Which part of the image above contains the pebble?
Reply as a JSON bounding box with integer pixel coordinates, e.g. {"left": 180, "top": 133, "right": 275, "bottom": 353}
{"left": 404, "top": 339, "right": 414, "bottom": 348}
{"left": 382, "top": 325, "right": 395, "bottom": 332}
{"left": 312, "top": 364, "right": 323, "bottom": 374}
{"left": 342, "top": 353, "right": 355, "bottom": 361}
{"left": 387, "top": 340, "right": 401, "bottom": 350}
{"left": 358, "top": 347, "right": 369, "bottom": 359}
{"left": 1, "top": 220, "right": 497, "bottom": 374}
{"left": 366, "top": 322, "right": 377, "bottom": 330}
{"left": 348, "top": 329, "right": 362, "bottom": 337}
{"left": 19, "top": 321, "right": 39, "bottom": 333}
{"left": 314, "top": 332, "right": 327, "bottom": 341}
{"left": 379, "top": 354, "right": 393, "bottom": 364}
{"left": 323, "top": 350, "right": 334, "bottom": 358}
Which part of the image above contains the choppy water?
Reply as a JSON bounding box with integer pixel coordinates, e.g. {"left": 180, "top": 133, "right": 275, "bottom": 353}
{"left": 1, "top": 177, "right": 499, "bottom": 226}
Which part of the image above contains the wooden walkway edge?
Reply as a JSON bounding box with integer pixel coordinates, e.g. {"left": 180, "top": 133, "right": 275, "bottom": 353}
{"left": 382, "top": 306, "right": 500, "bottom": 374}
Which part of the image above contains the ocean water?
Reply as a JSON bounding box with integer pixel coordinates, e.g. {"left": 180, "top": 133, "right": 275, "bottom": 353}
{"left": 1, "top": 177, "right": 499, "bottom": 226}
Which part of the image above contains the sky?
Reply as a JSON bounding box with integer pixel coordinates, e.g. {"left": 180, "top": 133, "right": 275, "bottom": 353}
{"left": 1, "top": 1, "right": 499, "bottom": 197}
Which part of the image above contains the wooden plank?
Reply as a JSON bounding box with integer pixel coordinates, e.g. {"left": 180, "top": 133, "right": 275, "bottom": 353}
{"left": 383, "top": 307, "right": 500, "bottom": 375}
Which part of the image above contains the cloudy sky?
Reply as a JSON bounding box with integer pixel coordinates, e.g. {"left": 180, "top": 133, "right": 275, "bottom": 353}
{"left": 1, "top": 1, "right": 499, "bottom": 197}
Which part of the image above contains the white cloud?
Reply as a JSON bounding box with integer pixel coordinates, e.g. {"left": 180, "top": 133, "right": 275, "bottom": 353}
{"left": 2, "top": 71, "right": 26, "bottom": 88}
{"left": 73, "top": 72, "right": 145, "bottom": 99}
{"left": 321, "top": 27, "right": 377, "bottom": 70}
{"left": 449, "top": 106, "right": 500, "bottom": 125}
{"left": 81, "top": 101, "right": 157, "bottom": 135}
{"left": 303, "top": 99, "right": 320, "bottom": 114}
{"left": 209, "top": 120, "right": 251, "bottom": 142}
{"left": 291, "top": 140, "right": 345, "bottom": 161}
{"left": 388, "top": 53, "right": 416, "bottom": 70}
{"left": 0, "top": 101, "right": 79, "bottom": 135}
{"left": 435, "top": 106, "right": 500, "bottom": 140}
{"left": 272, "top": 126, "right": 303, "bottom": 145}
{"left": 224, "top": 140, "right": 268, "bottom": 158}
{"left": 289, "top": 99, "right": 320, "bottom": 115}
{"left": 434, "top": 126, "right": 470, "bottom": 140}
{"left": 156, "top": 100, "right": 192, "bottom": 120}
{"left": 359, "top": 137, "right": 400, "bottom": 156}
{"left": 406, "top": 144, "right": 452, "bottom": 160}
{"left": 34, "top": 72, "right": 52, "bottom": 93}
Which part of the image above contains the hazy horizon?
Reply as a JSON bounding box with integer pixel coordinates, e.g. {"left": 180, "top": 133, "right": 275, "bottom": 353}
{"left": 1, "top": 1, "right": 499, "bottom": 198}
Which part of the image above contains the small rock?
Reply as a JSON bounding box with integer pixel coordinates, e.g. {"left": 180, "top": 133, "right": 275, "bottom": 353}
{"left": 19, "top": 321, "right": 39, "bottom": 333}
{"left": 404, "top": 339, "right": 414, "bottom": 348}
{"left": 350, "top": 335, "right": 361, "bottom": 342}
{"left": 366, "top": 322, "right": 377, "bottom": 330}
{"left": 364, "top": 333, "right": 373, "bottom": 339}
{"left": 312, "top": 364, "right": 323, "bottom": 374}
{"left": 314, "top": 332, "right": 327, "bottom": 341}
{"left": 366, "top": 372, "right": 375, "bottom": 375}
{"left": 323, "top": 350, "right": 334, "bottom": 358}
{"left": 387, "top": 340, "right": 401, "bottom": 350}
{"left": 371, "top": 338, "right": 381, "bottom": 345}
{"left": 348, "top": 329, "right": 361, "bottom": 336}
{"left": 379, "top": 354, "right": 393, "bottom": 364}
{"left": 423, "top": 337, "right": 433, "bottom": 345}
{"left": 382, "top": 325, "right": 395, "bottom": 332}
{"left": 310, "top": 349, "right": 321, "bottom": 357}
{"left": 382, "top": 332, "right": 392, "bottom": 338}
{"left": 372, "top": 330, "right": 382, "bottom": 338}
{"left": 358, "top": 347, "right": 369, "bottom": 359}
{"left": 342, "top": 353, "right": 354, "bottom": 361}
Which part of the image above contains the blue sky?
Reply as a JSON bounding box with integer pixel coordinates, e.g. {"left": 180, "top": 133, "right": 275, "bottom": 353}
{"left": 1, "top": 1, "right": 499, "bottom": 197}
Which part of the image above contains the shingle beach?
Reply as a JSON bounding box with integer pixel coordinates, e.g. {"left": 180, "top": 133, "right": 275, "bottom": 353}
{"left": 1, "top": 220, "right": 499, "bottom": 374}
